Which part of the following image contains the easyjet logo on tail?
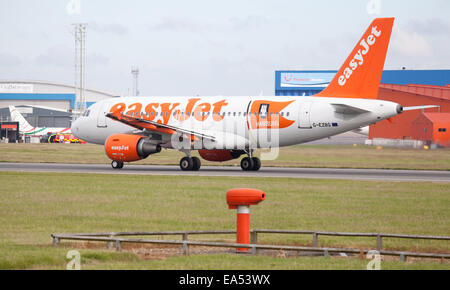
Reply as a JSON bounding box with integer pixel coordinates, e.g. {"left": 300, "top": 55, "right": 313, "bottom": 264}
{"left": 338, "top": 25, "right": 382, "bottom": 86}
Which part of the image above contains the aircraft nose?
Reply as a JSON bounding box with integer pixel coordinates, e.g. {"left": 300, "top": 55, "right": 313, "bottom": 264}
{"left": 71, "top": 118, "right": 81, "bottom": 139}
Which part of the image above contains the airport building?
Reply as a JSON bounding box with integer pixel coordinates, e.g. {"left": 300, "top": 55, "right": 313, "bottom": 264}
{"left": 0, "top": 121, "right": 19, "bottom": 143}
{"left": 275, "top": 70, "right": 450, "bottom": 147}
{"left": 0, "top": 80, "right": 118, "bottom": 128}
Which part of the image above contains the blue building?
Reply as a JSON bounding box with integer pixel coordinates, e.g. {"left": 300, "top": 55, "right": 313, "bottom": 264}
{"left": 275, "top": 70, "right": 450, "bottom": 96}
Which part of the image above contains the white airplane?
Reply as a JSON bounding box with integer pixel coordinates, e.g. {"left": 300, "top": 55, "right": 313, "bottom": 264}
{"left": 71, "top": 18, "right": 432, "bottom": 171}
{"left": 9, "top": 106, "right": 71, "bottom": 136}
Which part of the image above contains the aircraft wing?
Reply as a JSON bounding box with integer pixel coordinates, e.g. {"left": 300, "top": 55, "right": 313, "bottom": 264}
{"left": 105, "top": 111, "right": 216, "bottom": 141}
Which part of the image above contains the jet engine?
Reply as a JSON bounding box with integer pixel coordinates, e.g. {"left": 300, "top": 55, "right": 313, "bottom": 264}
{"left": 105, "top": 134, "right": 161, "bottom": 162}
{"left": 198, "top": 150, "right": 245, "bottom": 162}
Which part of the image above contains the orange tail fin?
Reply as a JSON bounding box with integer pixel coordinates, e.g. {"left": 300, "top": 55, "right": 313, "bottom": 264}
{"left": 316, "top": 18, "right": 394, "bottom": 99}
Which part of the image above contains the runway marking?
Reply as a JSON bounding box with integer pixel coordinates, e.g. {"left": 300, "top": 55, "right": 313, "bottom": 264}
{"left": 0, "top": 163, "right": 449, "bottom": 182}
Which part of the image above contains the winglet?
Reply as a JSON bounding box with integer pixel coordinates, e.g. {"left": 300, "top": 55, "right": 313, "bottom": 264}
{"left": 316, "top": 18, "right": 394, "bottom": 99}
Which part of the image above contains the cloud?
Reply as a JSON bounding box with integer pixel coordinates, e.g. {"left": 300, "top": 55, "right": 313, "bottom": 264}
{"left": 408, "top": 18, "right": 450, "bottom": 36}
{"left": 34, "top": 45, "right": 72, "bottom": 67}
{"left": 229, "top": 15, "right": 271, "bottom": 30}
{"left": 90, "top": 22, "right": 129, "bottom": 35}
{"left": 149, "top": 17, "right": 205, "bottom": 32}
{"left": 86, "top": 53, "right": 110, "bottom": 66}
{"left": 390, "top": 26, "right": 432, "bottom": 58}
{"left": 0, "top": 52, "right": 21, "bottom": 66}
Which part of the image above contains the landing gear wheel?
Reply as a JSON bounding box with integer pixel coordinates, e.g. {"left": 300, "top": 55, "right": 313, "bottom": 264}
{"left": 251, "top": 157, "right": 261, "bottom": 171}
{"left": 192, "top": 157, "right": 201, "bottom": 171}
{"left": 180, "top": 157, "right": 194, "bottom": 171}
{"left": 240, "top": 157, "right": 255, "bottom": 171}
{"left": 111, "top": 160, "right": 124, "bottom": 169}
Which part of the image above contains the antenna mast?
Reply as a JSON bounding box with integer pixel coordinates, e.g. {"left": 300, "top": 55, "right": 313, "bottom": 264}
{"left": 73, "top": 23, "right": 87, "bottom": 115}
{"left": 131, "top": 67, "right": 139, "bottom": 96}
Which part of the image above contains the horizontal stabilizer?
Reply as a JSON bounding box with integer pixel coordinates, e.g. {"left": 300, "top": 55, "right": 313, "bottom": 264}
{"left": 331, "top": 103, "right": 370, "bottom": 115}
{"left": 402, "top": 105, "right": 439, "bottom": 112}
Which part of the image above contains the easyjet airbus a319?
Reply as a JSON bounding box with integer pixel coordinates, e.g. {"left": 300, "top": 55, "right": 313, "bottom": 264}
{"left": 71, "top": 18, "right": 429, "bottom": 171}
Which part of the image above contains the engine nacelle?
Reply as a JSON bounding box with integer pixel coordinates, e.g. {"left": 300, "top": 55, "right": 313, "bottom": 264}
{"left": 105, "top": 134, "right": 161, "bottom": 162}
{"left": 198, "top": 150, "right": 245, "bottom": 162}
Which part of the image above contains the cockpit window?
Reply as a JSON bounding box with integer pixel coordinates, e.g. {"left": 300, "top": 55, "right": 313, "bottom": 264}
{"left": 83, "top": 110, "right": 90, "bottom": 117}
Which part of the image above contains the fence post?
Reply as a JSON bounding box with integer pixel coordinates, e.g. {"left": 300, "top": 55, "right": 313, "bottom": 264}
{"left": 323, "top": 248, "right": 329, "bottom": 258}
{"left": 400, "top": 253, "right": 407, "bottom": 262}
{"left": 107, "top": 234, "right": 115, "bottom": 250}
{"left": 376, "top": 234, "right": 382, "bottom": 251}
{"left": 251, "top": 245, "right": 256, "bottom": 256}
{"left": 312, "top": 233, "right": 318, "bottom": 247}
{"left": 250, "top": 231, "right": 258, "bottom": 244}
{"left": 250, "top": 231, "right": 258, "bottom": 255}
{"left": 52, "top": 236, "right": 59, "bottom": 247}
{"left": 183, "top": 241, "right": 189, "bottom": 256}
{"left": 182, "top": 233, "right": 189, "bottom": 255}
{"left": 115, "top": 240, "right": 121, "bottom": 251}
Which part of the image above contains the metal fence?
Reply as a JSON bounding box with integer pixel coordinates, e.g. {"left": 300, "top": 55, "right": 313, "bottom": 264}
{"left": 51, "top": 229, "right": 450, "bottom": 262}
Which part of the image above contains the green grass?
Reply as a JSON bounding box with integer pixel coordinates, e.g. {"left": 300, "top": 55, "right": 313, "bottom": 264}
{"left": 0, "top": 172, "right": 448, "bottom": 269}
{"left": 1, "top": 143, "right": 449, "bottom": 170}
{"left": 81, "top": 254, "right": 449, "bottom": 270}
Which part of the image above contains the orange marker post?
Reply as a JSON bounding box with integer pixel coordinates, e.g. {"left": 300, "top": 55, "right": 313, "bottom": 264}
{"left": 226, "top": 188, "right": 266, "bottom": 253}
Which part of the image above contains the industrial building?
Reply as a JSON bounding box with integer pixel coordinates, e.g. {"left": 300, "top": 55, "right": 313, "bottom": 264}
{"left": 0, "top": 121, "right": 19, "bottom": 143}
{"left": 275, "top": 70, "right": 450, "bottom": 147}
{"left": 412, "top": 113, "right": 450, "bottom": 147}
{"left": 0, "top": 80, "right": 118, "bottom": 128}
{"left": 370, "top": 84, "right": 450, "bottom": 147}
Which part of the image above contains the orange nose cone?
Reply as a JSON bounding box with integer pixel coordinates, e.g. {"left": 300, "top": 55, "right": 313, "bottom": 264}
{"left": 226, "top": 188, "right": 266, "bottom": 209}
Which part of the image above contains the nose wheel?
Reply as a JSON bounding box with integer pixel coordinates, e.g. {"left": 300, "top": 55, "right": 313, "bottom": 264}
{"left": 111, "top": 160, "right": 124, "bottom": 169}
{"left": 241, "top": 157, "right": 261, "bottom": 171}
{"left": 180, "top": 156, "right": 201, "bottom": 171}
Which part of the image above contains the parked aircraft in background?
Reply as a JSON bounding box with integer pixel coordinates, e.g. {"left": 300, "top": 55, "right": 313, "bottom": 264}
{"left": 71, "top": 18, "right": 433, "bottom": 171}
{"left": 9, "top": 106, "right": 71, "bottom": 136}
{"left": 352, "top": 126, "right": 369, "bottom": 136}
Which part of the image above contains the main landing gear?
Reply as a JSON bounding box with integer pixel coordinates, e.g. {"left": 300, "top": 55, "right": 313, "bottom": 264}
{"left": 240, "top": 156, "right": 261, "bottom": 171}
{"left": 180, "top": 156, "right": 201, "bottom": 171}
{"left": 111, "top": 160, "right": 124, "bottom": 169}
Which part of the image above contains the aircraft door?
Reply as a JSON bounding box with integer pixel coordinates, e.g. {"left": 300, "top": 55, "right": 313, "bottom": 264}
{"left": 298, "top": 101, "right": 312, "bottom": 129}
{"left": 97, "top": 102, "right": 111, "bottom": 128}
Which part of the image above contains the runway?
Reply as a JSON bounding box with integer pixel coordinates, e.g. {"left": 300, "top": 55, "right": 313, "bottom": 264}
{"left": 1, "top": 162, "right": 449, "bottom": 182}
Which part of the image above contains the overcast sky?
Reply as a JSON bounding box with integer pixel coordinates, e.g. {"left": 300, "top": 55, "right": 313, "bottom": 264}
{"left": 0, "top": 0, "right": 449, "bottom": 96}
